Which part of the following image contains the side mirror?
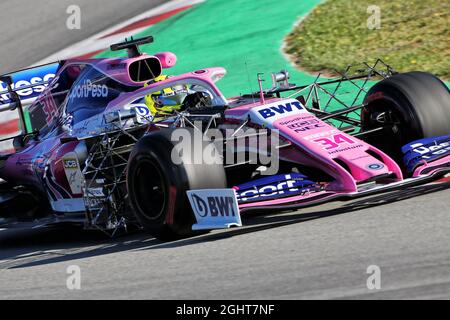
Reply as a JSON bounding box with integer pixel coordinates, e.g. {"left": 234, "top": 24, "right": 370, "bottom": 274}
{"left": 271, "top": 70, "right": 290, "bottom": 89}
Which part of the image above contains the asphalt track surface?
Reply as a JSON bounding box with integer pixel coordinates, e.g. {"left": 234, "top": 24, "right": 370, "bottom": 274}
{"left": 0, "top": 0, "right": 166, "bottom": 74}
{"left": 1, "top": 0, "right": 450, "bottom": 300}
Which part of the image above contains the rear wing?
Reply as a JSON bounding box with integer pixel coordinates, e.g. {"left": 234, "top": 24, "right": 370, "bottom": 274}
{"left": 0, "top": 62, "right": 59, "bottom": 154}
{"left": 0, "top": 62, "right": 59, "bottom": 109}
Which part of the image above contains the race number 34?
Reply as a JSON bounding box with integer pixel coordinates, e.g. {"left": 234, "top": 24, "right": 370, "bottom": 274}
{"left": 314, "top": 134, "right": 356, "bottom": 150}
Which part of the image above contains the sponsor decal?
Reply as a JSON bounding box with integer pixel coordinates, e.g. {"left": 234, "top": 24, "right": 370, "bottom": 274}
{"left": 69, "top": 79, "right": 108, "bottom": 99}
{"left": 283, "top": 117, "right": 324, "bottom": 133}
{"left": 0, "top": 64, "right": 57, "bottom": 104}
{"left": 328, "top": 144, "right": 364, "bottom": 155}
{"left": 190, "top": 194, "right": 236, "bottom": 218}
{"left": 187, "top": 189, "right": 242, "bottom": 230}
{"left": 250, "top": 99, "right": 309, "bottom": 127}
{"left": 279, "top": 116, "right": 305, "bottom": 126}
{"left": 62, "top": 114, "right": 74, "bottom": 128}
{"left": 235, "top": 173, "right": 319, "bottom": 203}
{"left": 85, "top": 187, "right": 105, "bottom": 198}
{"left": 84, "top": 197, "right": 104, "bottom": 209}
{"left": 125, "top": 103, "right": 154, "bottom": 123}
{"left": 63, "top": 159, "right": 78, "bottom": 169}
{"left": 403, "top": 136, "right": 450, "bottom": 172}
{"left": 82, "top": 185, "right": 106, "bottom": 209}
{"left": 258, "top": 101, "right": 304, "bottom": 119}
{"left": 367, "top": 163, "right": 385, "bottom": 170}
{"left": 62, "top": 153, "right": 84, "bottom": 195}
{"left": 133, "top": 104, "right": 151, "bottom": 117}
{"left": 410, "top": 140, "right": 450, "bottom": 160}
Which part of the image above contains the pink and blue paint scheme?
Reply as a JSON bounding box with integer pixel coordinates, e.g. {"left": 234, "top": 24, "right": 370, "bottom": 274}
{"left": 1, "top": 50, "right": 449, "bottom": 217}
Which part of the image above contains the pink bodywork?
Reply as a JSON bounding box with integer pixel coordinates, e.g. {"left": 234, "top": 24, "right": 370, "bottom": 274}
{"left": 107, "top": 66, "right": 227, "bottom": 110}
{"left": 65, "top": 52, "right": 179, "bottom": 86}
{"left": 225, "top": 98, "right": 404, "bottom": 197}
{"left": 412, "top": 154, "right": 450, "bottom": 177}
{"left": 2, "top": 53, "right": 444, "bottom": 215}
{"left": 273, "top": 113, "right": 403, "bottom": 190}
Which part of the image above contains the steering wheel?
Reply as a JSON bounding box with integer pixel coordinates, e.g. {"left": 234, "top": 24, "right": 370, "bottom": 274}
{"left": 181, "top": 92, "right": 212, "bottom": 111}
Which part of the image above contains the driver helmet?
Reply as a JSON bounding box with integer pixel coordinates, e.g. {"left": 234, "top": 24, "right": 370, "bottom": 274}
{"left": 144, "top": 75, "right": 184, "bottom": 116}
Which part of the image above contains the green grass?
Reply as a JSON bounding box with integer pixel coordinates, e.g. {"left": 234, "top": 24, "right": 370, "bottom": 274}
{"left": 285, "top": 0, "right": 450, "bottom": 80}
{"left": 96, "top": 0, "right": 322, "bottom": 97}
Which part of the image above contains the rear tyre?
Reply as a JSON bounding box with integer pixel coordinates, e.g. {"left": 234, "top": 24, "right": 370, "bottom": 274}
{"left": 126, "top": 128, "right": 226, "bottom": 240}
{"left": 361, "top": 71, "right": 450, "bottom": 163}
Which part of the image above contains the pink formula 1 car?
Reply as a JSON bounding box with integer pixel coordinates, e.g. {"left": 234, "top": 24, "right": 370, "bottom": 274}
{"left": 0, "top": 37, "right": 449, "bottom": 240}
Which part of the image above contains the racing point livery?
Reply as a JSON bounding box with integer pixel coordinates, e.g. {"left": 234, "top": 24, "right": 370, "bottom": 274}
{"left": 0, "top": 37, "right": 449, "bottom": 240}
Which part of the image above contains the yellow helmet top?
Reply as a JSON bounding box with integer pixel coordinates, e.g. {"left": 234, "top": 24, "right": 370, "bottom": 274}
{"left": 144, "top": 74, "right": 173, "bottom": 95}
{"left": 144, "top": 75, "right": 180, "bottom": 117}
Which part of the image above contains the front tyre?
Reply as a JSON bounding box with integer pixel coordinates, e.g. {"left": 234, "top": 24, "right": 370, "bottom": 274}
{"left": 126, "top": 128, "right": 226, "bottom": 240}
{"left": 361, "top": 71, "right": 450, "bottom": 163}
